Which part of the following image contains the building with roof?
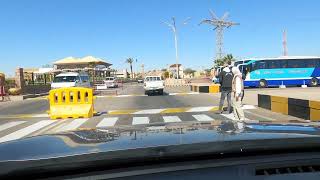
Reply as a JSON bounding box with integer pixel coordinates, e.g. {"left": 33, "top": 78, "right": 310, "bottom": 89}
{"left": 53, "top": 56, "right": 113, "bottom": 82}
{"left": 168, "top": 64, "right": 184, "bottom": 79}
{"left": 53, "top": 56, "right": 112, "bottom": 70}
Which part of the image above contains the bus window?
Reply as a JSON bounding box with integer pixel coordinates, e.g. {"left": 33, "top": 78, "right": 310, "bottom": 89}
{"left": 305, "top": 60, "right": 317, "bottom": 68}
{"left": 288, "top": 59, "right": 305, "bottom": 68}
{"left": 279, "top": 60, "right": 288, "bottom": 68}
{"left": 252, "top": 60, "right": 267, "bottom": 70}
{"left": 268, "top": 60, "right": 281, "bottom": 69}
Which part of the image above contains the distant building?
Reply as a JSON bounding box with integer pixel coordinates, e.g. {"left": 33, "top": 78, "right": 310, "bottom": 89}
{"left": 168, "top": 64, "right": 184, "bottom": 78}
{"left": 113, "top": 69, "right": 129, "bottom": 78}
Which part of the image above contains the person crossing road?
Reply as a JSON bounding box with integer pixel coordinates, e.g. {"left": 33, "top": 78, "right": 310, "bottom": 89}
{"left": 218, "top": 62, "right": 234, "bottom": 114}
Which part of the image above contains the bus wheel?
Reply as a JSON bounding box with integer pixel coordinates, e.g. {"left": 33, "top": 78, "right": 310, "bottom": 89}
{"left": 310, "top": 78, "right": 318, "bottom": 87}
{"left": 259, "top": 79, "right": 267, "bottom": 88}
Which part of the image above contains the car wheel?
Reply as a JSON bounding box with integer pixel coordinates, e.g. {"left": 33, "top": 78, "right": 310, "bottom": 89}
{"left": 310, "top": 77, "right": 318, "bottom": 87}
{"left": 158, "top": 89, "right": 164, "bottom": 95}
{"left": 259, "top": 79, "right": 267, "bottom": 88}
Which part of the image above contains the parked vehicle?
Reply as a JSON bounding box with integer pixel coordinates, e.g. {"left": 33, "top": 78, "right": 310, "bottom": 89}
{"left": 137, "top": 79, "right": 144, "bottom": 83}
{"left": 144, "top": 76, "right": 164, "bottom": 95}
{"left": 104, "top": 77, "right": 118, "bottom": 88}
{"left": 236, "top": 56, "right": 320, "bottom": 88}
{"left": 51, "top": 72, "right": 90, "bottom": 89}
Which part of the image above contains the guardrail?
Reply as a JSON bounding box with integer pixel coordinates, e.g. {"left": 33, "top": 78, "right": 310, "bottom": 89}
{"left": 258, "top": 94, "right": 320, "bottom": 121}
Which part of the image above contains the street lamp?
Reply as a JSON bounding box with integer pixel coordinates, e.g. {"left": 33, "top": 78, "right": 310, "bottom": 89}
{"left": 162, "top": 17, "right": 190, "bottom": 79}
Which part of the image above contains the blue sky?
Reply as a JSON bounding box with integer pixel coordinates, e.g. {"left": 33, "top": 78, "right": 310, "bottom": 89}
{"left": 1, "top": 0, "right": 320, "bottom": 76}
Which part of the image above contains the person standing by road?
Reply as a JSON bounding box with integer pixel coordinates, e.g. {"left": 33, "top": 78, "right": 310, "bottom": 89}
{"left": 231, "top": 67, "right": 245, "bottom": 121}
{"left": 218, "top": 62, "right": 233, "bottom": 114}
{"left": 0, "top": 77, "right": 5, "bottom": 101}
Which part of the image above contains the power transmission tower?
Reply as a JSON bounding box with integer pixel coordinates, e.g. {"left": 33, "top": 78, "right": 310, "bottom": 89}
{"left": 283, "top": 30, "right": 288, "bottom": 56}
{"left": 200, "top": 10, "right": 239, "bottom": 64}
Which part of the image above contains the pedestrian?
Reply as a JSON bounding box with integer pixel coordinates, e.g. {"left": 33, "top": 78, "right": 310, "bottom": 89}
{"left": 217, "top": 62, "right": 233, "bottom": 114}
{"left": 0, "top": 78, "right": 4, "bottom": 101}
{"left": 240, "top": 70, "right": 246, "bottom": 106}
{"left": 231, "top": 67, "right": 245, "bottom": 121}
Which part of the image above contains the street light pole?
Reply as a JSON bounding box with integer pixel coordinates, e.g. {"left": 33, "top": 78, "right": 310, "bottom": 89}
{"left": 162, "top": 17, "right": 190, "bottom": 79}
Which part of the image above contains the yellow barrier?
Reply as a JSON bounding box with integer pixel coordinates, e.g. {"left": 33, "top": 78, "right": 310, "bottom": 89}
{"left": 47, "top": 87, "right": 96, "bottom": 119}
{"left": 209, "top": 85, "right": 220, "bottom": 93}
{"left": 310, "top": 101, "right": 320, "bottom": 121}
{"left": 271, "top": 96, "right": 288, "bottom": 115}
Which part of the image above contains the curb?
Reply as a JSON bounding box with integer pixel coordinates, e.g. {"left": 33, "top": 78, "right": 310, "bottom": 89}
{"left": 258, "top": 94, "right": 320, "bottom": 121}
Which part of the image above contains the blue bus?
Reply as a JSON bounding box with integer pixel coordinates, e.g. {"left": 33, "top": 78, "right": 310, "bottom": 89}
{"left": 235, "top": 56, "right": 320, "bottom": 88}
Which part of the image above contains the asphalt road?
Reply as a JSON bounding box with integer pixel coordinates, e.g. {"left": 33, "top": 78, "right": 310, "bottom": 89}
{"left": 0, "top": 83, "right": 314, "bottom": 143}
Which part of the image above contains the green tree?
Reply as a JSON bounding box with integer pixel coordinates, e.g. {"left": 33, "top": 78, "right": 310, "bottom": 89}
{"left": 164, "top": 71, "right": 169, "bottom": 78}
{"left": 214, "top": 54, "right": 235, "bottom": 67}
{"left": 125, "top": 58, "right": 134, "bottom": 78}
{"left": 204, "top": 69, "right": 211, "bottom": 76}
{"left": 183, "top": 68, "right": 196, "bottom": 75}
{"left": 88, "top": 62, "right": 96, "bottom": 84}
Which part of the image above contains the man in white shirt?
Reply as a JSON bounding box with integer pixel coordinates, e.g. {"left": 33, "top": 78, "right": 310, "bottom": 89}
{"left": 231, "top": 67, "right": 245, "bottom": 121}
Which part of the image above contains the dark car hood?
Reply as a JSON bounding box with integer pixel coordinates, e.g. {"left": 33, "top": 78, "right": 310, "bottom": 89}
{"left": 1, "top": 121, "right": 320, "bottom": 162}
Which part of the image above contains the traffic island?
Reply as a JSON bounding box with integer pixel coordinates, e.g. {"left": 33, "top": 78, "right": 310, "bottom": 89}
{"left": 258, "top": 94, "right": 320, "bottom": 121}
{"left": 190, "top": 84, "right": 220, "bottom": 93}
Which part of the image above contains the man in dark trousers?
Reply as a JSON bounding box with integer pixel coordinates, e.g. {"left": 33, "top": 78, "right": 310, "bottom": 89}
{"left": 218, "top": 62, "right": 233, "bottom": 114}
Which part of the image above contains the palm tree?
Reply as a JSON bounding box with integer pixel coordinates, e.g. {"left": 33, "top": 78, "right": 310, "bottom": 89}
{"left": 214, "top": 54, "right": 235, "bottom": 67}
{"left": 223, "top": 54, "right": 235, "bottom": 65}
{"left": 125, "top": 58, "right": 134, "bottom": 78}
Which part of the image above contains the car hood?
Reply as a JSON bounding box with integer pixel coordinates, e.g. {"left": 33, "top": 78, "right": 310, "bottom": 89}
{"left": 1, "top": 121, "right": 320, "bottom": 162}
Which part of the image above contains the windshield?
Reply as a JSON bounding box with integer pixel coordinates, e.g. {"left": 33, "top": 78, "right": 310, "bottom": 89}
{"left": 1, "top": 0, "right": 320, "bottom": 171}
{"left": 53, "top": 76, "right": 79, "bottom": 83}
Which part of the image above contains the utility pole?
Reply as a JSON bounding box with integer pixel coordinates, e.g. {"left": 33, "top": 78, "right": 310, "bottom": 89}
{"left": 283, "top": 30, "right": 288, "bottom": 56}
{"left": 200, "top": 10, "right": 239, "bottom": 66}
{"left": 162, "top": 17, "right": 190, "bottom": 79}
{"left": 141, "top": 64, "right": 144, "bottom": 79}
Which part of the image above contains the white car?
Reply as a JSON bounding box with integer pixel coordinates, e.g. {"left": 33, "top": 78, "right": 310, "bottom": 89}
{"left": 104, "top": 77, "right": 118, "bottom": 88}
{"left": 51, "top": 72, "right": 91, "bottom": 89}
{"left": 144, "top": 76, "right": 164, "bottom": 95}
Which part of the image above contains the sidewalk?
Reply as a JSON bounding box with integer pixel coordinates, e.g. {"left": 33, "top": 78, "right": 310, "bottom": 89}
{"left": 0, "top": 93, "right": 48, "bottom": 106}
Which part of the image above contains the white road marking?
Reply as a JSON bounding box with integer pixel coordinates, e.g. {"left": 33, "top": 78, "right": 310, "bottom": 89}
{"left": 132, "top": 117, "right": 150, "bottom": 125}
{"left": 0, "top": 120, "right": 56, "bottom": 143}
{"left": 31, "top": 114, "right": 49, "bottom": 118}
{"left": 117, "top": 95, "right": 133, "bottom": 97}
{"left": 133, "top": 109, "right": 165, "bottom": 114}
{"left": 242, "top": 105, "right": 256, "bottom": 110}
{"left": 244, "top": 110, "right": 275, "bottom": 121}
{"left": 187, "top": 106, "right": 216, "bottom": 112}
{"left": 56, "top": 118, "right": 88, "bottom": 132}
{"left": 220, "top": 113, "right": 236, "bottom": 120}
{"left": 192, "top": 114, "right": 214, "bottom": 122}
{"left": 163, "top": 116, "right": 182, "bottom": 123}
{"left": 96, "top": 117, "right": 118, "bottom": 128}
{"left": 168, "top": 92, "right": 199, "bottom": 95}
{"left": 0, "top": 121, "right": 26, "bottom": 132}
{"left": 221, "top": 113, "right": 252, "bottom": 121}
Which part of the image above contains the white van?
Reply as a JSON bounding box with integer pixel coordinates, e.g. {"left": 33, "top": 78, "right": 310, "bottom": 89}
{"left": 51, "top": 72, "right": 91, "bottom": 89}
{"left": 104, "top": 77, "right": 118, "bottom": 88}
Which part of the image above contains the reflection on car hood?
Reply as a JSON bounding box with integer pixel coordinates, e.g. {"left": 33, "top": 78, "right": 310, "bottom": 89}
{"left": 0, "top": 121, "right": 320, "bottom": 161}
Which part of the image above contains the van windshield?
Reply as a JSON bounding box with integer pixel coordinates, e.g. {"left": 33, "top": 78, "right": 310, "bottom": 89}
{"left": 53, "top": 76, "right": 79, "bottom": 83}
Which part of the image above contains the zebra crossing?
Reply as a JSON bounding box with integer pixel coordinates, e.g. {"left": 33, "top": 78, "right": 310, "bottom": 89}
{"left": 0, "top": 112, "right": 251, "bottom": 144}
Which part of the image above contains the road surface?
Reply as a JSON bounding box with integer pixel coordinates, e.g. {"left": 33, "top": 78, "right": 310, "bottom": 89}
{"left": 0, "top": 83, "right": 312, "bottom": 143}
